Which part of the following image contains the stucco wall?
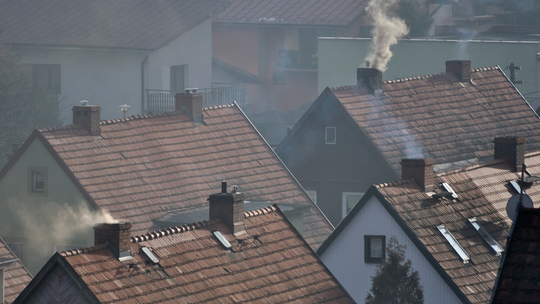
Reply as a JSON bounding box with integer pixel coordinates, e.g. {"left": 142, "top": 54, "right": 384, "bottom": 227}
{"left": 318, "top": 37, "right": 540, "bottom": 105}
{"left": 320, "top": 195, "right": 465, "bottom": 304}
{"left": 0, "top": 138, "right": 93, "bottom": 275}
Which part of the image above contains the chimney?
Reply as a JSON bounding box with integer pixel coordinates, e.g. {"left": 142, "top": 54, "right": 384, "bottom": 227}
{"left": 209, "top": 182, "right": 245, "bottom": 236}
{"left": 445, "top": 60, "right": 471, "bottom": 82}
{"left": 175, "top": 89, "right": 203, "bottom": 123}
{"left": 494, "top": 137, "right": 526, "bottom": 172}
{"left": 357, "top": 68, "right": 383, "bottom": 96}
{"left": 72, "top": 104, "right": 101, "bottom": 136}
{"left": 401, "top": 158, "right": 435, "bottom": 192}
{"left": 93, "top": 222, "right": 132, "bottom": 260}
{"left": 0, "top": 258, "right": 17, "bottom": 304}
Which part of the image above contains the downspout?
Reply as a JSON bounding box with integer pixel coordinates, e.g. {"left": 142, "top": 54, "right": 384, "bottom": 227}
{"left": 141, "top": 54, "right": 149, "bottom": 115}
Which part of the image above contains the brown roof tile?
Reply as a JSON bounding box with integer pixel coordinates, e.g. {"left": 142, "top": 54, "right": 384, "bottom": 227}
{"left": 0, "top": 238, "right": 33, "bottom": 304}
{"left": 0, "top": 0, "right": 228, "bottom": 50}
{"left": 373, "top": 152, "right": 540, "bottom": 303}
{"left": 23, "top": 207, "right": 352, "bottom": 303}
{"left": 213, "top": 0, "right": 368, "bottom": 26}
{"left": 333, "top": 67, "right": 540, "bottom": 174}
{"left": 37, "top": 104, "right": 331, "bottom": 250}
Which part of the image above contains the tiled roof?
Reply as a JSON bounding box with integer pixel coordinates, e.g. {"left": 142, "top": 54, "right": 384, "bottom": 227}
{"left": 332, "top": 67, "right": 540, "bottom": 174}
{"left": 491, "top": 207, "right": 540, "bottom": 304}
{"left": 34, "top": 104, "right": 331, "bottom": 249}
{"left": 213, "top": 0, "right": 368, "bottom": 26}
{"left": 374, "top": 152, "right": 540, "bottom": 303}
{"left": 0, "top": 0, "right": 228, "bottom": 50}
{"left": 19, "top": 207, "right": 354, "bottom": 303}
{"left": 0, "top": 238, "right": 32, "bottom": 304}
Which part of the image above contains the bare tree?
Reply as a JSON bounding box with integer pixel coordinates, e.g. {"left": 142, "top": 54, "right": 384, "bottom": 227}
{"left": 366, "top": 236, "right": 424, "bottom": 304}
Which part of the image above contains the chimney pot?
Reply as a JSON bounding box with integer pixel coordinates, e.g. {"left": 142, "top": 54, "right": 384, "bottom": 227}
{"left": 494, "top": 137, "right": 526, "bottom": 172}
{"left": 401, "top": 158, "right": 435, "bottom": 192}
{"left": 72, "top": 105, "right": 101, "bottom": 136}
{"left": 446, "top": 60, "right": 471, "bottom": 82}
{"left": 175, "top": 92, "right": 203, "bottom": 123}
{"left": 93, "top": 222, "right": 132, "bottom": 260}
{"left": 209, "top": 183, "right": 245, "bottom": 235}
{"left": 357, "top": 68, "right": 383, "bottom": 96}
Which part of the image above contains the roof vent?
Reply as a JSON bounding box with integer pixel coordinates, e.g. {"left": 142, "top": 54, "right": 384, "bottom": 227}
{"left": 213, "top": 230, "right": 232, "bottom": 249}
{"left": 141, "top": 247, "right": 159, "bottom": 264}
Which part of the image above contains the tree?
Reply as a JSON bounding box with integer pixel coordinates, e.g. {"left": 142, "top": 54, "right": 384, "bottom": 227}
{"left": 0, "top": 38, "right": 62, "bottom": 166}
{"left": 365, "top": 237, "right": 424, "bottom": 304}
{"left": 397, "top": 0, "right": 433, "bottom": 37}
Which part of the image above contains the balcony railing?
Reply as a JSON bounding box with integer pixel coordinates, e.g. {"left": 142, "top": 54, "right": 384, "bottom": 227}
{"left": 146, "top": 85, "right": 246, "bottom": 113}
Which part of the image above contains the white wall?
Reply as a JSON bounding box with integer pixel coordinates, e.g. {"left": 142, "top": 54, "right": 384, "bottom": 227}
{"left": 320, "top": 196, "right": 464, "bottom": 304}
{"left": 147, "top": 19, "right": 213, "bottom": 92}
{"left": 18, "top": 47, "right": 147, "bottom": 123}
{"left": 318, "top": 37, "right": 540, "bottom": 104}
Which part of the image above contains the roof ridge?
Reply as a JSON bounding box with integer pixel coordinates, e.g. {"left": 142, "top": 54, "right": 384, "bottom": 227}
{"left": 59, "top": 243, "right": 108, "bottom": 257}
{"left": 435, "top": 157, "right": 509, "bottom": 177}
{"left": 131, "top": 205, "right": 277, "bottom": 243}
{"left": 203, "top": 103, "right": 235, "bottom": 111}
{"left": 374, "top": 179, "right": 415, "bottom": 189}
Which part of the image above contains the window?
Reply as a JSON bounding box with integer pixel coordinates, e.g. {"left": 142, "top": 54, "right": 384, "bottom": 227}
{"left": 6, "top": 242, "right": 24, "bottom": 264}
{"left": 305, "top": 190, "right": 317, "bottom": 204}
{"left": 170, "top": 65, "right": 187, "bottom": 92}
{"left": 27, "top": 166, "right": 47, "bottom": 195}
{"left": 365, "top": 235, "right": 386, "bottom": 263}
{"left": 342, "top": 192, "right": 364, "bottom": 218}
{"left": 325, "top": 127, "right": 336, "bottom": 144}
{"left": 25, "top": 64, "right": 61, "bottom": 93}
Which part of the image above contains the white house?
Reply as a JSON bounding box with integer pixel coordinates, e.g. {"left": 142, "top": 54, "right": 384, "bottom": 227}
{"left": 0, "top": 0, "right": 228, "bottom": 123}
{"left": 317, "top": 138, "right": 540, "bottom": 304}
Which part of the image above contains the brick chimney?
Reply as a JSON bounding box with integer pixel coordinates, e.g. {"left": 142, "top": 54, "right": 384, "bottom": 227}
{"left": 401, "top": 158, "right": 435, "bottom": 192}
{"left": 446, "top": 60, "right": 471, "bottom": 82}
{"left": 357, "top": 68, "right": 383, "bottom": 96}
{"left": 175, "top": 90, "right": 203, "bottom": 123}
{"left": 494, "top": 137, "right": 525, "bottom": 172}
{"left": 93, "top": 222, "right": 132, "bottom": 260}
{"left": 209, "top": 182, "right": 245, "bottom": 236}
{"left": 72, "top": 104, "right": 101, "bottom": 136}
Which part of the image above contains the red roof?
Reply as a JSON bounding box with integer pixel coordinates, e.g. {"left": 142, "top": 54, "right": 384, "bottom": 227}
{"left": 213, "top": 0, "right": 368, "bottom": 26}
{"left": 3, "top": 104, "right": 331, "bottom": 249}
{"left": 15, "top": 206, "right": 353, "bottom": 303}
{"left": 0, "top": 238, "right": 32, "bottom": 304}
{"left": 491, "top": 207, "right": 540, "bottom": 304}
{"left": 0, "top": 0, "right": 228, "bottom": 50}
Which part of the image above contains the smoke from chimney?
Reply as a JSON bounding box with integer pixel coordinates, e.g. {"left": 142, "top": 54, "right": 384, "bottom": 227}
{"left": 363, "top": 0, "right": 409, "bottom": 72}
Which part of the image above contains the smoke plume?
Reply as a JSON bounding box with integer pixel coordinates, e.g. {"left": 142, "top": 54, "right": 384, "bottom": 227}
{"left": 363, "top": 0, "right": 409, "bottom": 72}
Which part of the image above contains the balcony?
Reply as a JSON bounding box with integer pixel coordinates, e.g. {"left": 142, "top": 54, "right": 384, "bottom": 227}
{"left": 146, "top": 85, "right": 246, "bottom": 113}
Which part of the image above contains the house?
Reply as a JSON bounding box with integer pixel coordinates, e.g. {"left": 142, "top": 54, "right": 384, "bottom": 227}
{"left": 0, "top": 0, "right": 230, "bottom": 123}
{"left": 317, "top": 138, "right": 540, "bottom": 304}
{"left": 277, "top": 60, "right": 540, "bottom": 225}
{"left": 0, "top": 237, "right": 32, "bottom": 304}
{"left": 0, "top": 92, "right": 332, "bottom": 275}
{"left": 490, "top": 206, "right": 540, "bottom": 304}
{"left": 13, "top": 186, "right": 354, "bottom": 303}
{"left": 212, "top": 0, "right": 370, "bottom": 145}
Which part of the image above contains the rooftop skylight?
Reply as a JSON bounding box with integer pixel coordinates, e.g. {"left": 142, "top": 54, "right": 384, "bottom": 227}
{"left": 213, "top": 230, "right": 231, "bottom": 249}
{"left": 509, "top": 181, "right": 525, "bottom": 194}
{"left": 442, "top": 183, "right": 458, "bottom": 199}
{"left": 437, "top": 224, "right": 470, "bottom": 264}
{"left": 468, "top": 218, "right": 504, "bottom": 256}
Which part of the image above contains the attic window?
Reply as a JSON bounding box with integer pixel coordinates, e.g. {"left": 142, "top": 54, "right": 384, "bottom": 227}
{"left": 325, "top": 127, "right": 336, "bottom": 145}
{"left": 437, "top": 224, "right": 470, "bottom": 264}
{"left": 364, "top": 235, "right": 386, "bottom": 263}
{"left": 28, "top": 167, "right": 47, "bottom": 194}
{"left": 509, "top": 181, "right": 525, "bottom": 194}
{"left": 213, "top": 231, "right": 231, "bottom": 249}
{"left": 468, "top": 218, "right": 504, "bottom": 256}
{"left": 442, "top": 183, "right": 458, "bottom": 199}
{"left": 141, "top": 247, "right": 160, "bottom": 264}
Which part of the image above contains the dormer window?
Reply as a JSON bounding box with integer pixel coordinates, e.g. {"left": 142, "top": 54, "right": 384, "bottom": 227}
{"left": 325, "top": 127, "right": 336, "bottom": 144}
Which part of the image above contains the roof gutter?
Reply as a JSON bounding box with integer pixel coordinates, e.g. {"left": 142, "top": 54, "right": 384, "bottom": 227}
{"left": 9, "top": 43, "right": 154, "bottom": 53}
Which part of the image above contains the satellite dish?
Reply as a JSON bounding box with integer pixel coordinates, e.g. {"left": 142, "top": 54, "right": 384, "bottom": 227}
{"left": 506, "top": 193, "right": 534, "bottom": 220}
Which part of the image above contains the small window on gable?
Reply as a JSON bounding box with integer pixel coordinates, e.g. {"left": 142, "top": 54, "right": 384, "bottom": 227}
{"left": 342, "top": 192, "right": 364, "bottom": 218}
{"left": 305, "top": 190, "right": 317, "bottom": 204}
{"left": 27, "top": 166, "right": 47, "bottom": 195}
{"left": 365, "top": 235, "right": 386, "bottom": 263}
{"left": 33, "top": 171, "right": 44, "bottom": 191}
{"left": 325, "top": 127, "right": 336, "bottom": 145}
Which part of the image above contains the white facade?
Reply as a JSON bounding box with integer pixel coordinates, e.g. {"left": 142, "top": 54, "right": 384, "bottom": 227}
{"left": 317, "top": 37, "right": 540, "bottom": 105}
{"left": 320, "top": 195, "right": 464, "bottom": 304}
{"left": 15, "top": 19, "right": 213, "bottom": 124}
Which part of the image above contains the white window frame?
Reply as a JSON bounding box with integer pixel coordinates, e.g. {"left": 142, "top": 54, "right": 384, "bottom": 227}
{"left": 342, "top": 192, "right": 364, "bottom": 218}
{"left": 305, "top": 190, "right": 317, "bottom": 205}
{"left": 32, "top": 171, "right": 45, "bottom": 191}
{"left": 325, "top": 126, "right": 336, "bottom": 145}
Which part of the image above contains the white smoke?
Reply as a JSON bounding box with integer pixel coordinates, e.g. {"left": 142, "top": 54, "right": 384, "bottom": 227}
{"left": 363, "top": 0, "right": 409, "bottom": 72}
